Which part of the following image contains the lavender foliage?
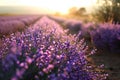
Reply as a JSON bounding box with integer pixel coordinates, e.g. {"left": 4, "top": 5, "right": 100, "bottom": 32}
{"left": 0, "top": 16, "right": 39, "bottom": 35}
{"left": 0, "top": 16, "right": 107, "bottom": 80}
{"left": 90, "top": 23, "right": 120, "bottom": 53}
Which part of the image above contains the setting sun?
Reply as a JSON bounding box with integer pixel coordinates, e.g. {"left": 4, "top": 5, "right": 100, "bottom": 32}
{"left": 0, "top": 0, "right": 97, "bottom": 14}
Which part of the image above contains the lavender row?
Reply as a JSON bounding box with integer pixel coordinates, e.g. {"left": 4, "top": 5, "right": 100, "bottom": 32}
{"left": 63, "top": 20, "right": 120, "bottom": 53}
{"left": 0, "top": 16, "right": 107, "bottom": 80}
{"left": 90, "top": 23, "right": 120, "bottom": 53}
{"left": 50, "top": 16, "right": 120, "bottom": 53}
{"left": 48, "top": 16, "right": 83, "bottom": 34}
{"left": 0, "top": 15, "right": 40, "bottom": 35}
{"left": 0, "top": 15, "right": 39, "bottom": 21}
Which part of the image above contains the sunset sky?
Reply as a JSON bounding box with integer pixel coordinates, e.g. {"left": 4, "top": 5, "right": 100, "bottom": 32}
{"left": 0, "top": 0, "right": 97, "bottom": 14}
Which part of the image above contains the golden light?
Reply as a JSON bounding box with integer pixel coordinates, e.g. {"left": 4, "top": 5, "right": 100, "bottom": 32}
{"left": 0, "top": 0, "right": 97, "bottom": 14}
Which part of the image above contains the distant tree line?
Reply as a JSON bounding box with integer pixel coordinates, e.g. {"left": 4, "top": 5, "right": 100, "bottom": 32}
{"left": 69, "top": 7, "right": 86, "bottom": 16}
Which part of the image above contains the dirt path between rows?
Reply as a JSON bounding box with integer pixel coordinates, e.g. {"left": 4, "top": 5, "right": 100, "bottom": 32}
{"left": 87, "top": 52, "right": 120, "bottom": 80}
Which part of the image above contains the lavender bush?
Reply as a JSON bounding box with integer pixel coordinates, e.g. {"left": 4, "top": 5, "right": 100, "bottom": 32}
{"left": 0, "top": 16, "right": 107, "bottom": 80}
{"left": 90, "top": 23, "right": 120, "bottom": 53}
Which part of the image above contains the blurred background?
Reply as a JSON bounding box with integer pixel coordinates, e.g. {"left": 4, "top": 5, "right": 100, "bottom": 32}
{"left": 0, "top": 0, "right": 120, "bottom": 23}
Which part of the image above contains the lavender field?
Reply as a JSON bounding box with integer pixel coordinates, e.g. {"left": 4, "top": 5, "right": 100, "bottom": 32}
{"left": 0, "top": 11, "right": 120, "bottom": 80}
{"left": 0, "top": 0, "right": 120, "bottom": 80}
{"left": 0, "top": 15, "right": 110, "bottom": 80}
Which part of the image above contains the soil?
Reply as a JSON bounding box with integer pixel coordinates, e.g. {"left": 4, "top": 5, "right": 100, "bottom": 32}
{"left": 87, "top": 52, "right": 120, "bottom": 80}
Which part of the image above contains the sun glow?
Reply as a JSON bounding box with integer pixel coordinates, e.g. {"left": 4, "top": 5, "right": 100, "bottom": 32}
{"left": 0, "top": 0, "right": 97, "bottom": 14}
